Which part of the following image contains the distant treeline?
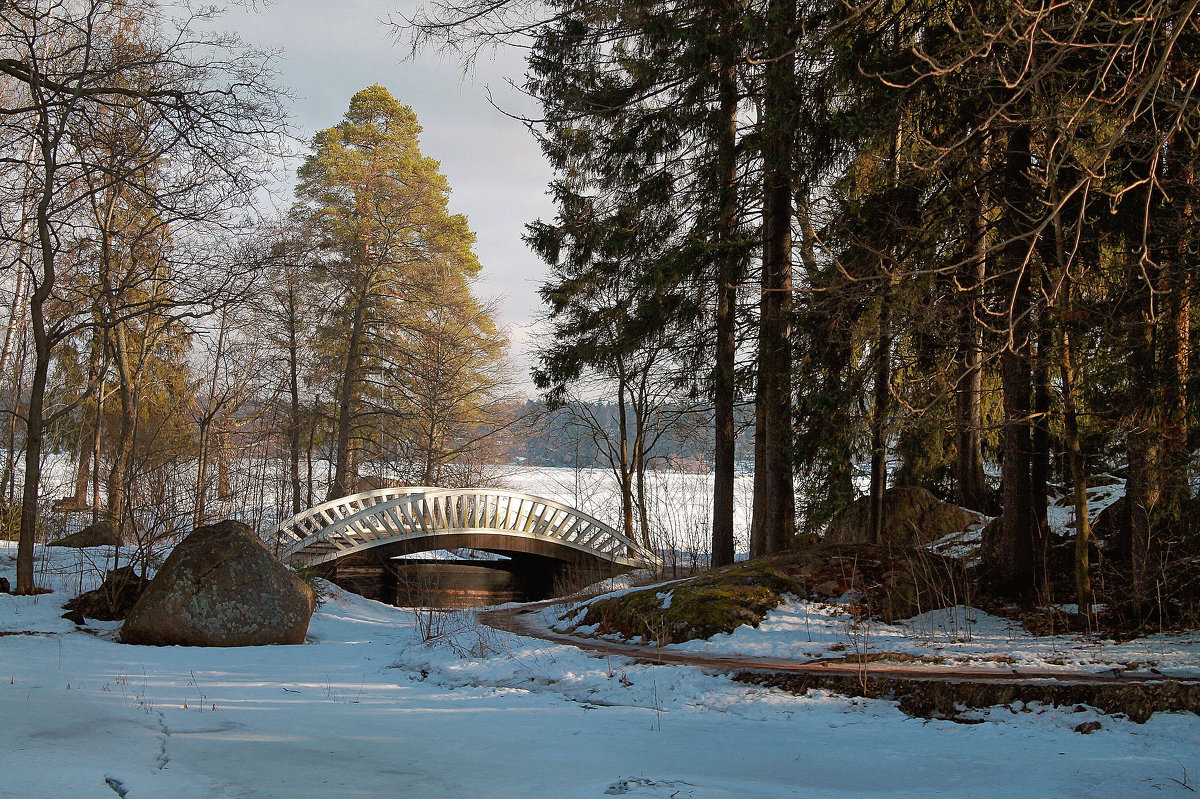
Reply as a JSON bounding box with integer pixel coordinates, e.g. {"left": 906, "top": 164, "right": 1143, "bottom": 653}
{"left": 515, "top": 400, "right": 753, "bottom": 471}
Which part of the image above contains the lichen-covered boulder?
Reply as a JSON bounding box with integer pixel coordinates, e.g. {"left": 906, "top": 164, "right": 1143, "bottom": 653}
{"left": 121, "top": 520, "right": 315, "bottom": 646}
{"left": 824, "top": 486, "right": 981, "bottom": 546}
{"left": 49, "top": 520, "right": 121, "bottom": 548}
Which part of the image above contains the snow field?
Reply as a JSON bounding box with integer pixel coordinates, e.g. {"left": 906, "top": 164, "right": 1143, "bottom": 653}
{"left": 3, "top": 542, "right": 1200, "bottom": 798}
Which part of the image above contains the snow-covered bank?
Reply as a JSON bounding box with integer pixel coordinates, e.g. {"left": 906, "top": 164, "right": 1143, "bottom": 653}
{"left": 548, "top": 592, "right": 1200, "bottom": 678}
{"left": 3, "top": 542, "right": 1199, "bottom": 798}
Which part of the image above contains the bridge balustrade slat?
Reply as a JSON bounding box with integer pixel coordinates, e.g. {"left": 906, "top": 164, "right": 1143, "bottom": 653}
{"left": 521, "top": 503, "right": 540, "bottom": 533}
{"left": 552, "top": 509, "right": 573, "bottom": 537}
{"left": 548, "top": 510, "right": 574, "bottom": 539}
{"left": 567, "top": 515, "right": 587, "bottom": 539}
{"left": 502, "top": 498, "right": 514, "bottom": 530}
{"left": 579, "top": 526, "right": 610, "bottom": 549}
{"left": 350, "top": 515, "right": 376, "bottom": 542}
{"left": 559, "top": 518, "right": 583, "bottom": 542}
{"left": 387, "top": 505, "right": 412, "bottom": 536}
{"left": 360, "top": 514, "right": 385, "bottom": 540}
{"left": 530, "top": 506, "right": 551, "bottom": 535}
{"left": 530, "top": 503, "right": 543, "bottom": 531}
{"left": 414, "top": 499, "right": 433, "bottom": 534}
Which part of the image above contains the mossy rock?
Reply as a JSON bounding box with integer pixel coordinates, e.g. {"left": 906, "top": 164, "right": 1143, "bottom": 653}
{"left": 824, "top": 486, "right": 981, "bottom": 547}
{"left": 571, "top": 561, "right": 803, "bottom": 645}
{"left": 564, "top": 545, "right": 970, "bottom": 644}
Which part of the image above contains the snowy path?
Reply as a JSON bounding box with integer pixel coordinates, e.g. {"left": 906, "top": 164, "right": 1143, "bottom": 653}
{"left": 491, "top": 602, "right": 1200, "bottom": 685}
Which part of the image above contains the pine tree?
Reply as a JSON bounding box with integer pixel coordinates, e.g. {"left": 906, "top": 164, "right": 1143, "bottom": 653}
{"left": 295, "top": 85, "right": 505, "bottom": 497}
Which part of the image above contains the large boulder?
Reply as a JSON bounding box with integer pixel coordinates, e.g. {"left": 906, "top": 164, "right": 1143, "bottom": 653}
{"left": 121, "top": 520, "right": 315, "bottom": 646}
{"left": 49, "top": 520, "right": 121, "bottom": 548}
{"left": 824, "top": 486, "right": 981, "bottom": 546}
{"left": 63, "top": 566, "right": 150, "bottom": 621}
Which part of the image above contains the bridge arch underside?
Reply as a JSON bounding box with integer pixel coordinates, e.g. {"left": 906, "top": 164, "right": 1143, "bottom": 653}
{"left": 311, "top": 533, "right": 635, "bottom": 608}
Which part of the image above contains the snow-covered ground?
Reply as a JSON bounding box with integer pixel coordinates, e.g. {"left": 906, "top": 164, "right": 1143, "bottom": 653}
{"left": 3, "top": 542, "right": 1200, "bottom": 798}
{"left": 551, "top": 594, "right": 1200, "bottom": 678}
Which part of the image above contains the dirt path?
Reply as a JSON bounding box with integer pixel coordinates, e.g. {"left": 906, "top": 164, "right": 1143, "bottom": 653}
{"left": 477, "top": 602, "right": 1200, "bottom": 687}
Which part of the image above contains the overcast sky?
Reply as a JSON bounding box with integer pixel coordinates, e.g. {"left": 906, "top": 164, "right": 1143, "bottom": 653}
{"left": 217, "top": 0, "right": 555, "bottom": 392}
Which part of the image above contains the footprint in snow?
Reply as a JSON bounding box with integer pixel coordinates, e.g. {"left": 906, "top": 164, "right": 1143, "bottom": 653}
{"left": 604, "top": 777, "right": 694, "bottom": 796}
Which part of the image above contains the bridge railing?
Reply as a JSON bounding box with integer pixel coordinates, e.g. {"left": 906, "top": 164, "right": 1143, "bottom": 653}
{"left": 273, "top": 487, "right": 660, "bottom": 569}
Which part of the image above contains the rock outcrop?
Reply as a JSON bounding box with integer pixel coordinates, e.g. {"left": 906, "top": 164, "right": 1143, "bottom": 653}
{"left": 121, "top": 520, "right": 315, "bottom": 646}
{"left": 49, "top": 520, "right": 121, "bottom": 548}
{"left": 63, "top": 566, "right": 150, "bottom": 621}
{"left": 824, "top": 486, "right": 981, "bottom": 547}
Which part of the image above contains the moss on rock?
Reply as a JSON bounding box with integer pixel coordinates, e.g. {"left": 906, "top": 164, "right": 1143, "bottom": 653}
{"left": 564, "top": 545, "right": 969, "bottom": 645}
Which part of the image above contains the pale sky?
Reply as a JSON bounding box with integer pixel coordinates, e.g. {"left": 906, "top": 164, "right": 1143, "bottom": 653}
{"left": 217, "top": 0, "right": 555, "bottom": 392}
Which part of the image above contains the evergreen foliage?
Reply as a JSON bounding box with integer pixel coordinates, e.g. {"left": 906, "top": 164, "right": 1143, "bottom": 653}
{"left": 294, "top": 85, "right": 509, "bottom": 496}
{"left": 409, "top": 0, "right": 1200, "bottom": 621}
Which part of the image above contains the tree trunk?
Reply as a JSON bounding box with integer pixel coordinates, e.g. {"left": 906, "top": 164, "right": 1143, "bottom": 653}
{"left": 1059, "top": 326, "right": 1092, "bottom": 617}
{"left": 2, "top": 328, "right": 28, "bottom": 505}
{"left": 16, "top": 329, "right": 50, "bottom": 594}
{"left": 1160, "top": 129, "right": 1193, "bottom": 532}
{"left": 329, "top": 290, "right": 370, "bottom": 500}
{"left": 635, "top": 428, "right": 651, "bottom": 551}
{"left": 615, "top": 361, "right": 636, "bottom": 544}
{"left": 306, "top": 395, "right": 318, "bottom": 509}
{"left": 286, "top": 284, "right": 304, "bottom": 515}
{"left": 195, "top": 419, "right": 211, "bottom": 527}
{"left": 868, "top": 284, "right": 892, "bottom": 544}
{"left": 751, "top": 0, "right": 797, "bottom": 558}
{"left": 869, "top": 117, "right": 904, "bottom": 544}
{"left": 956, "top": 163, "right": 989, "bottom": 511}
{"left": 1126, "top": 306, "right": 1159, "bottom": 614}
{"left": 15, "top": 148, "right": 59, "bottom": 594}
{"left": 107, "top": 322, "right": 137, "bottom": 537}
{"left": 1031, "top": 321, "right": 1052, "bottom": 561}
{"left": 989, "top": 124, "right": 1037, "bottom": 599}
{"left": 71, "top": 343, "right": 100, "bottom": 507}
{"left": 216, "top": 429, "right": 232, "bottom": 501}
{"left": 710, "top": 57, "right": 739, "bottom": 569}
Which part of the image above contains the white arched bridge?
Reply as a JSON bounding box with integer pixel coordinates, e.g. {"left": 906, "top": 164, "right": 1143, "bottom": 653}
{"left": 273, "top": 487, "right": 658, "bottom": 605}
